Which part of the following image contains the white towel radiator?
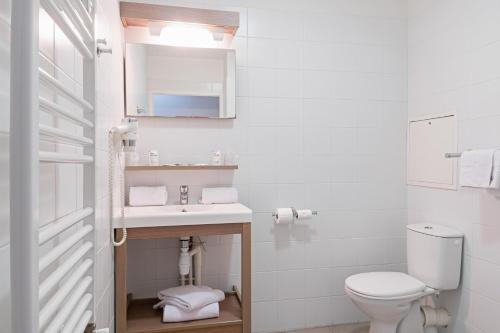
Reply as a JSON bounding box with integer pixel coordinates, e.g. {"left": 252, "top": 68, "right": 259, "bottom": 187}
{"left": 11, "top": 0, "right": 97, "bottom": 332}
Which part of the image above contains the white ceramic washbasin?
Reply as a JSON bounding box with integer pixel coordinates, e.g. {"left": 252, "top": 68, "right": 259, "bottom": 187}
{"left": 118, "top": 203, "right": 252, "bottom": 228}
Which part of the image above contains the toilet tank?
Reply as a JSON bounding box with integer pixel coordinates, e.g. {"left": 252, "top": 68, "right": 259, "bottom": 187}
{"left": 407, "top": 224, "right": 463, "bottom": 290}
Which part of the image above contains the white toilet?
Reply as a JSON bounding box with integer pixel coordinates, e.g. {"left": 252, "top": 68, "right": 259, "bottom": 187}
{"left": 345, "top": 224, "right": 463, "bottom": 333}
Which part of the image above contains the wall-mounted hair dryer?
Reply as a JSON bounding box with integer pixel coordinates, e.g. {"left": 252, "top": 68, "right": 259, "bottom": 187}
{"left": 110, "top": 117, "right": 138, "bottom": 152}
{"left": 109, "top": 118, "right": 138, "bottom": 247}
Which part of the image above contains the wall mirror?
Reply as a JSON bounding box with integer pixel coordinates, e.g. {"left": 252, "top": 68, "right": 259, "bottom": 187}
{"left": 125, "top": 43, "right": 236, "bottom": 118}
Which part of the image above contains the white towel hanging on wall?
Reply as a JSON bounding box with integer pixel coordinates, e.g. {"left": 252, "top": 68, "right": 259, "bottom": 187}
{"left": 459, "top": 149, "right": 500, "bottom": 188}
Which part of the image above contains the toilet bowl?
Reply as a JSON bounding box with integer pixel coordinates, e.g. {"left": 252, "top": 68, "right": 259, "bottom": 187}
{"left": 345, "top": 272, "right": 434, "bottom": 333}
{"left": 345, "top": 224, "right": 464, "bottom": 333}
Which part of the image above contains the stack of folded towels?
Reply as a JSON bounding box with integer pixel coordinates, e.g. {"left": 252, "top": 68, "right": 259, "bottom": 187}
{"left": 153, "top": 285, "right": 225, "bottom": 323}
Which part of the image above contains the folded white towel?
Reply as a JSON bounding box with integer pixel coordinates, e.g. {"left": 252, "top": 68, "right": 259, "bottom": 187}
{"left": 153, "top": 285, "right": 225, "bottom": 312}
{"left": 129, "top": 186, "right": 167, "bottom": 206}
{"left": 490, "top": 151, "right": 500, "bottom": 189}
{"left": 162, "top": 302, "right": 219, "bottom": 323}
{"left": 459, "top": 150, "right": 496, "bottom": 188}
{"left": 201, "top": 187, "right": 238, "bottom": 204}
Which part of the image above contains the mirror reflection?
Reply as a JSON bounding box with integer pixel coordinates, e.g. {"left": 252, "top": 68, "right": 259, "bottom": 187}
{"left": 125, "top": 43, "right": 236, "bottom": 118}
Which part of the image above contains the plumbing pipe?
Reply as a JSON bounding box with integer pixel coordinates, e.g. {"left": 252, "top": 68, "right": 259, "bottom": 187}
{"left": 179, "top": 247, "right": 190, "bottom": 276}
{"left": 189, "top": 255, "right": 193, "bottom": 285}
{"left": 178, "top": 237, "right": 203, "bottom": 286}
{"left": 421, "top": 306, "right": 451, "bottom": 328}
{"left": 189, "top": 246, "right": 202, "bottom": 286}
{"left": 179, "top": 237, "right": 191, "bottom": 286}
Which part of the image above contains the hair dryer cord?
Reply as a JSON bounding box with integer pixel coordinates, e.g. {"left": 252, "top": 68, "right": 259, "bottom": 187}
{"left": 109, "top": 130, "right": 127, "bottom": 247}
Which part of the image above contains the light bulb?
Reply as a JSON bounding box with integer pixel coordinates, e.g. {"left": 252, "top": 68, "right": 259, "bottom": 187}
{"left": 161, "top": 23, "right": 215, "bottom": 47}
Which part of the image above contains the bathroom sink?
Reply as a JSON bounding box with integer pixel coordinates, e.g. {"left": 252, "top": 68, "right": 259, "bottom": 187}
{"left": 146, "top": 204, "right": 215, "bottom": 213}
{"left": 118, "top": 203, "right": 252, "bottom": 228}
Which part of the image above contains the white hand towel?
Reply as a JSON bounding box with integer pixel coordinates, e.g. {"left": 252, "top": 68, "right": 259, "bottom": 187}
{"left": 129, "top": 186, "right": 167, "bottom": 206}
{"left": 201, "top": 187, "right": 238, "bottom": 204}
{"left": 162, "top": 302, "right": 219, "bottom": 323}
{"left": 459, "top": 150, "right": 496, "bottom": 188}
{"left": 153, "top": 285, "right": 225, "bottom": 312}
{"left": 489, "top": 150, "right": 500, "bottom": 189}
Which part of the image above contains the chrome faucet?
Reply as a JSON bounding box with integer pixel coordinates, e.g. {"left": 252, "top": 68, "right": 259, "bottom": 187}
{"left": 179, "top": 185, "right": 189, "bottom": 205}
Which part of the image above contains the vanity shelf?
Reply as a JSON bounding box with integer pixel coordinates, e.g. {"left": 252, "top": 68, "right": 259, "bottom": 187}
{"left": 115, "top": 222, "right": 251, "bottom": 333}
{"left": 125, "top": 165, "right": 238, "bottom": 171}
{"left": 127, "top": 294, "right": 242, "bottom": 333}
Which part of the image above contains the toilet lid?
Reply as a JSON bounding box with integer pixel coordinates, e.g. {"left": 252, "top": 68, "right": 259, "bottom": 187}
{"left": 345, "top": 272, "right": 426, "bottom": 298}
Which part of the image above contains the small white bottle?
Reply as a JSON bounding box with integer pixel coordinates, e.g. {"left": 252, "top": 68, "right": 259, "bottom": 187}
{"left": 149, "top": 150, "right": 160, "bottom": 166}
{"left": 211, "top": 150, "right": 223, "bottom": 165}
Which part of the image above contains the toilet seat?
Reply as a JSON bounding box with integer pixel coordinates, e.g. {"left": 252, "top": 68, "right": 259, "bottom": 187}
{"left": 345, "top": 272, "right": 426, "bottom": 299}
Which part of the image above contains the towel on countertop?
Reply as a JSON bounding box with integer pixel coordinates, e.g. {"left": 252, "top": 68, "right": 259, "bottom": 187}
{"left": 200, "top": 187, "right": 238, "bottom": 204}
{"left": 162, "top": 302, "right": 219, "bottom": 323}
{"left": 153, "top": 285, "right": 225, "bottom": 312}
{"left": 129, "top": 186, "right": 167, "bottom": 206}
{"left": 459, "top": 150, "right": 497, "bottom": 188}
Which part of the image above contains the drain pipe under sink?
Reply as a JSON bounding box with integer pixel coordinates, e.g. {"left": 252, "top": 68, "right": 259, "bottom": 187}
{"left": 178, "top": 237, "right": 202, "bottom": 286}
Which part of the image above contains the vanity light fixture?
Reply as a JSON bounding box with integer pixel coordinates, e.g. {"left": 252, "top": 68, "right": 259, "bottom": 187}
{"left": 148, "top": 21, "right": 225, "bottom": 42}
{"left": 121, "top": 2, "right": 239, "bottom": 45}
{"left": 147, "top": 22, "right": 225, "bottom": 47}
{"left": 161, "top": 23, "right": 215, "bottom": 47}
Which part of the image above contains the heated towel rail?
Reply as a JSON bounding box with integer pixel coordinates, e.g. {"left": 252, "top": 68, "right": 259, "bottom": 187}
{"left": 11, "top": 0, "right": 97, "bottom": 332}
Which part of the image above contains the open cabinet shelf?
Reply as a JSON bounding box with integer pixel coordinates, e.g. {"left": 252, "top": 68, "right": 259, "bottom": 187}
{"left": 127, "top": 294, "right": 242, "bottom": 333}
{"left": 115, "top": 224, "right": 251, "bottom": 333}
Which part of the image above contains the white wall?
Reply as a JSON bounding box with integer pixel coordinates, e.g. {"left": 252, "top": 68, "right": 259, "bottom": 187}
{"left": 407, "top": 1, "right": 500, "bottom": 333}
{"left": 0, "top": 1, "right": 10, "bottom": 332}
{"left": 93, "top": 0, "right": 126, "bottom": 330}
{"left": 124, "top": 0, "right": 408, "bottom": 332}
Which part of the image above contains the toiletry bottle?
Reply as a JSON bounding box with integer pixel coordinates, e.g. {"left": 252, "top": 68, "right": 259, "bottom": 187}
{"left": 211, "top": 150, "right": 223, "bottom": 165}
{"left": 149, "top": 150, "right": 160, "bottom": 166}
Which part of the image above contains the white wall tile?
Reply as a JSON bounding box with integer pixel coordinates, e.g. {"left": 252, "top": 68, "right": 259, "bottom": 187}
{"left": 126, "top": 1, "right": 408, "bottom": 331}
{"left": 253, "top": 241, "right": 276, "bottom": 272}
{"left": 304, "top": 127, "right": 331, "bottom": 155}
{"left": 277, "top": 299, "right": 306, "bottom": 331}
{"left": 248, "top": 8, "right": 302, "bottom": 40}
{"left": 276, "top": 269, "right": 305, "bottom": 300}
{"left": 253, "top": 301, "right": 278, "bottom": 333}
{"left": 248, "top": 67, "right": 276, "bottom": 97}
{"left": 305, "top": 297, "right": 334, "bottom": 327}
{"left": 409, "top": 1, "right": 500, "bottom": 332}
{"left": 253, "top": 271, "right": 276, "bottom": 301}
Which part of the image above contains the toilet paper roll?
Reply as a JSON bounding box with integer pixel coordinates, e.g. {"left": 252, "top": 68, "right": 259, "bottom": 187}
{"left": 296, "top": 209, "right": 313, "bottom": 220}
{"left": 274, "top": 208, "right": 294, "bottom": 224}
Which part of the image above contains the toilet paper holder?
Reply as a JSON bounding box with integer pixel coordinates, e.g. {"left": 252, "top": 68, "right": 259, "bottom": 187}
{"left": 271, "top": 207, "right": 318, "bottom": 219}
